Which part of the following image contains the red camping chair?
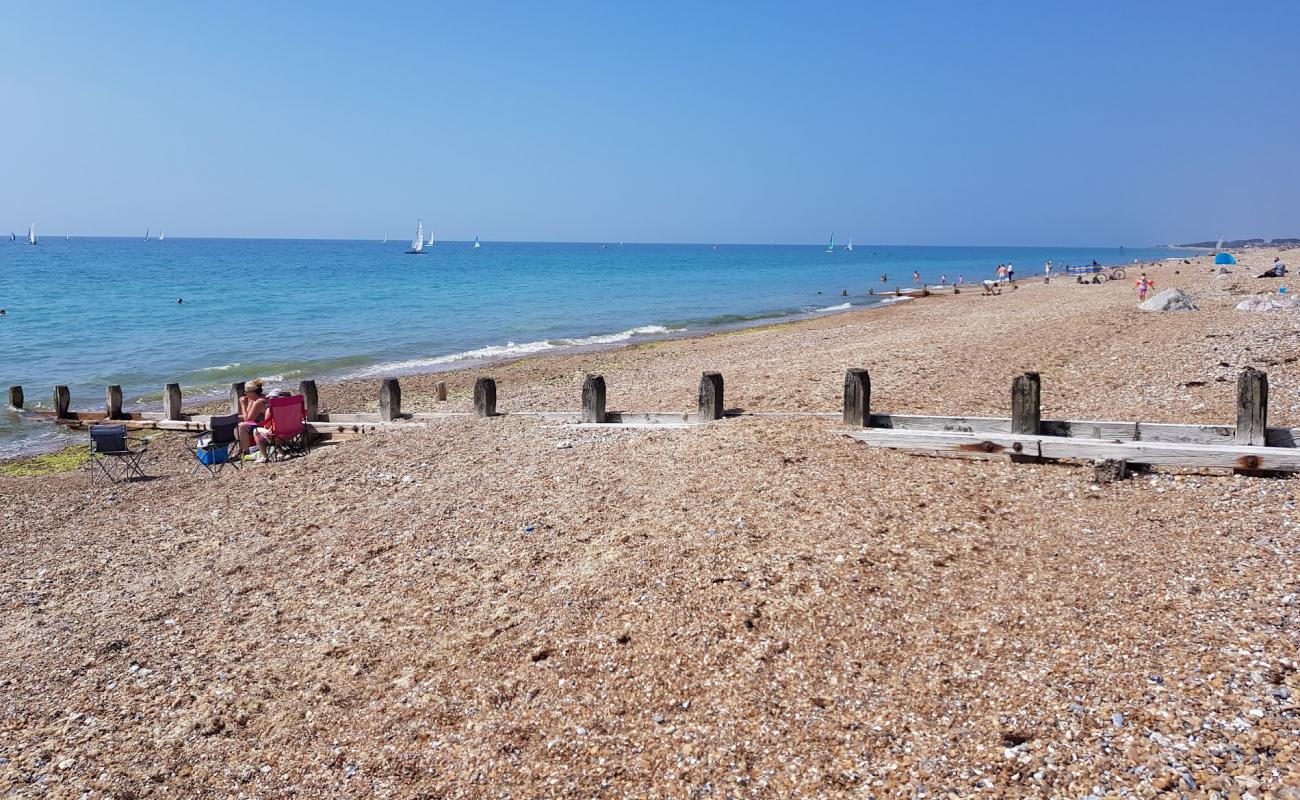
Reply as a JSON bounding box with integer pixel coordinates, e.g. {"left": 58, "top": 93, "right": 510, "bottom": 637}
{"left": 260, "top": 395, "right": 310, "bottom": 460}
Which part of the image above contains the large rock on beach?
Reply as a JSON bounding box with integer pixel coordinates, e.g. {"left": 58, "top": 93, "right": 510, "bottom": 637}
{"left": 1139, "top": 288, "right": 1198, "bottom": 312}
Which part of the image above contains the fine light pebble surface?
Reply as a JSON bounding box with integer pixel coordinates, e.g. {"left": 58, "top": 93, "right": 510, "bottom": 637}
{"left": 3, "top": 249, "right": 1299, "bottom": 798}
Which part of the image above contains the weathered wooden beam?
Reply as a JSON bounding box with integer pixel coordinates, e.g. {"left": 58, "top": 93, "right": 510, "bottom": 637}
{"left": 698, "top": 372, "right": 724, "bottom": 421}
{"left": 1236, "top": 368, "right": 1268, "bottom": 446}
{"left": 581, "top": 374, "right": 607, "bottom": 423}
{"left": 163, "top": 384, "right": 182, "bottom": 421}
{"left": 8, "top": 386, "right": 22, "bottom": 409}
{"left": 841, "top": 428, "right": 1300, "bottom": 472}
{"left": 474, "top": 377, "right": 497, "bottom": 417}
{"left": 379, "top": 379, "right": 401, "bottom": 421}
{"left": 435, "top": 381, "right": 448, "bottom": 402}
{"left": 106, "top": 385, "right": 123, "bottom": 419}
{"left": 843, "top": 368, "right": 871, "bottom": 427}
{"left": 229, "top": 382, "right": 245, "bottom": 416}
{"left": 54, "top": 385, "right": 71, "bottom": 418}
{"left": 1011, "top": 372, "right": 1041, "bottom": 435}
{"left": 300, "top": 380, "right": 319, "bottom": 421}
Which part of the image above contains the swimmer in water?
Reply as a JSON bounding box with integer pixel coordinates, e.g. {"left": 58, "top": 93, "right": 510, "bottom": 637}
{"left": 177, "top": 297, "right": 183, "bottom": 304}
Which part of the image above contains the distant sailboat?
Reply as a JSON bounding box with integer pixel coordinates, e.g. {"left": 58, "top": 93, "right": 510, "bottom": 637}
{"left": 845, "top": 237, "right": 853, "bottom": 252}
{"left": 426, "top": 230, "right": 435, "bottom": 247}
{"left": 1215, "top": 235, "right": 1224, "bottom": 252}
{"left": 826, "top": 233, "right": 835, "bottom": 254}
{"left": 382, "top": 235, "right": 387, "bottom": 244}
{"left": 9, "top": 232, "right": 14, "bottom": 242}
{"left": 158, "top": 230, "right": 165, "bottom": 241}
{"left": 27, "top": 223, "right": 37, "bottom": 245}
{"left": 66, "top": 234, "right": 70, "bottom": 241}
{"left": 144, "top": 228, "right": 151, "bottom": 241}
{"left": 473, "top": 235, "right": 481, "bottom": 249}
{"left": 406, "top": 220, "right": 426, "bottom": 254}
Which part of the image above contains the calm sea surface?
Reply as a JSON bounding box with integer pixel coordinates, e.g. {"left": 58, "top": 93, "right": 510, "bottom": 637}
{"left": 0, "top": 238, "right": 1192, "bottom": 456}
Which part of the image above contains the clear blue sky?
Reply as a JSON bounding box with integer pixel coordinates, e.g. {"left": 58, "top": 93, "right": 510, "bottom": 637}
{"left": 3, "top": 1, "right": 1297, "bottom": 245}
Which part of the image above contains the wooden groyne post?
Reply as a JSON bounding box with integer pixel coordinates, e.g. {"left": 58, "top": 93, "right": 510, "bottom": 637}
{"left": 435, "top": 381, "right": 448, "bottom": 402}
{"left": 106, "top": 385, "right": 124, "bottom": 419}
{"left": 229, "top": 382, "right": 245, "bottom": 415}
{"left": 1236, "top": 367, "right": 1268, "bottom": 446}
{"left": 843, "top": 368, "right": 871, "bottom": 427}
{"left": 1011, "top": 372, "right": 1041, "bottom": 435}
{"left": 582, "top": 374, "right": 607, "bottom": 423}
{"left": 379, "top": 379, "right": 401, "bottom": 421}
{"left": 8, "top": 386, "right": 22, "bottom": 409}
{"left": 54, "top": 385, "right": 70, "bottom": 419}
{"left": 699, "top": 372, "right": 724, "bottom": 421}
{"left": 300, "top": 380, "right": 319, "bottom": 421}
{"left": 474, "top": 377, "right": 497, "bottom": 417}
{"left": 163, "top": 384, "right": 182, "bottom": 421}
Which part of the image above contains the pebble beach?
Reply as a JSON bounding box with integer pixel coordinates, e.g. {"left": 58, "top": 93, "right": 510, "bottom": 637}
{"left": 3, "top": 248, "right": 1299, "bottom": 797}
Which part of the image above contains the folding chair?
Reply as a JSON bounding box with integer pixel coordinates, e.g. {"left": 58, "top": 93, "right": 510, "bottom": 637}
{"left": 187, "top": 413, "right": 242, "bottom": 476}
{"left": 87, "top": 424, "right": 149, "bottom": 485}
{"left": 259, "top": 395, "right": 309, "bottom": 461}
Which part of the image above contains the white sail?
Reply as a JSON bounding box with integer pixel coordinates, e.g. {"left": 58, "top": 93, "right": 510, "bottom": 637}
{"left": 427, "top": 230, "right": 435, "bottom": 247}
{"left": 473, "top": 235, "right": 481, "bottom": 249}
{"left": 1215, "top": 234, "right": 1224, "bottom": 251}
{"left": 826, "top": 233, "right": 835, "bottom": 253}
{"left": 408, "top": 220, "right": 425, "bottom": 253}
{"left": 845, "top": 237, "right": 853, "bottom": 252}
{"left": 28, "top": 223, "right": 37, "bottom": 245}
{"left": 144, "top": 228, "right": 150, "bottom": 241}
{"left": 159, "top": 230, "right": 165, "bottom": 241}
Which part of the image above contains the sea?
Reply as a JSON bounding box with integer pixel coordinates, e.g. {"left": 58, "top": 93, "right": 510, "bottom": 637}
{"left": 0, "top": 237, "right": 1194, "bottom": 458}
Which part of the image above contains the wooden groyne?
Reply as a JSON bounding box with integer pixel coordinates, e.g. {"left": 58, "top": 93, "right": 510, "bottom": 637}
{"left": 7, "top": 365, "right": 1298, "bottom": 474}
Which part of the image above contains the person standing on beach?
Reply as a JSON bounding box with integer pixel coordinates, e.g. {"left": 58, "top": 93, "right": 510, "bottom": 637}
{"left": 1006, "top": 263, "right": 1015, "bottom": 283}
{"left": 957, "top": 274, "right": 964, "bottom": 285}
{"left": 912, "top": 270, "right": 920, "bottom": 286}
{"left": 1045, "top": 260, "right": 1053, "bottom": 279}
{"left": 996, "top": 264, "right": 1006, "bottom": 283}
{"left": 940, "top": 274, "right": 948, "bottom": 285}
{"left": 1136, "top": 274, "right": 1155, "bottom": 301}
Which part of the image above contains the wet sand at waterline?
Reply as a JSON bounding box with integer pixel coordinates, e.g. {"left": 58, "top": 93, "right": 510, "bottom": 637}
{"left": 3, "top": 248, "right": 1298, "bottom": 796}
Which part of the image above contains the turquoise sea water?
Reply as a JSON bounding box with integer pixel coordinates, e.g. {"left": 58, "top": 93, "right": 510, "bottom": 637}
{"left": 0, "top": 238, "right": 1192, "bottom": 456}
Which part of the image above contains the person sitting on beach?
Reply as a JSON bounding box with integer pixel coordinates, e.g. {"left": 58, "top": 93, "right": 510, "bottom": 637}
{"left": 1258, "top": 257, "right": 1288, "bottom": 278}
{"left": 981, "top": 279, "right": 1001, "bottom": 296}
{"left": 237, "top": 380, "right": 269, "bottom": 459}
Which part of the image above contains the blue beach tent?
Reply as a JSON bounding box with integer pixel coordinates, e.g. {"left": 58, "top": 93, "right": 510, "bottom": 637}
{"left": 1215, "top": 252, "right": 1237, "bottom": 265}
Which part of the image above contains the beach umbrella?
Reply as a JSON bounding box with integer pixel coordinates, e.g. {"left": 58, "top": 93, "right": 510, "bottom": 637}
{"left": 1215, "top": 252, "right": 1237, "bottom": 265}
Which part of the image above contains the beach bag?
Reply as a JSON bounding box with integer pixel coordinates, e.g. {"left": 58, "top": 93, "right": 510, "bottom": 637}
{"left": 197, "top": 435, "right": 230, "bottom": 465}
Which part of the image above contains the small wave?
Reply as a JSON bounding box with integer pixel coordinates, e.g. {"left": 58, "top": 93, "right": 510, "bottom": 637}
{"left": 817, "top": 302, "right": 852, "bottom": 312}
{"left": 354, "top": 324, "right": 679, "bottom": 377}
{"left": 876, "top": 295, "right": 914, "bottom": 304}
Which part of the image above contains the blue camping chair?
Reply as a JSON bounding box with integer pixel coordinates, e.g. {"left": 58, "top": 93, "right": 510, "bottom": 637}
{"left": 187, "top": 413, "right": 242, "bottom": 476}
{"left": 87, "top": 424, "right": 149, "bottom": 485}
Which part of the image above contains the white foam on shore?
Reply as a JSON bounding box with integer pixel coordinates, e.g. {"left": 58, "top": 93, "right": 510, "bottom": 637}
{"left": 816, "top": 302, "right": 852, "bottom": 312}
{"left": 352, "top": 324, "right": 678, "bottom": 377}
{"left": 876, "top": 295, "right": 914, "bottom": 304}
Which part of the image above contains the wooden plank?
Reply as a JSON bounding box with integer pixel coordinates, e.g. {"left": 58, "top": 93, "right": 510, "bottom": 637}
{"left": 379, "top": 378, "right": 401, "bottom": 421}
{"left": 1137, "top": 422, "right": 1233, "bottom": 444}
{"left": 1236, "top": 368, "right": 1268, "bottom": 446}
{"left": 1011, "top": 372, "right": 1041, "bottom": 434}
{"left": 582, "top": 374, "right": 607, "bottom": 423}
{"left": 698, "top": 372, "right": 724, "bottom": 421}
{"left": 843, "top": 368, "right": 870, "bottom": 427}
{"left": 8, "top": 386, "right": 23, "bottom": 409}
{"left": 840, "top": 428, "right": 1300, "bottom": 471}
{"left": 474, "top": 377, "right": 497, "bottom": 417}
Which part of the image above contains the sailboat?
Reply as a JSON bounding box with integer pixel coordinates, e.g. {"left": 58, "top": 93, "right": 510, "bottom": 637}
{"left": 27, "top": 223, "right": 37, "bottom": 245}
{"left": 825, "top": 233, "right": 835, "bottom": 254}
{"left": 406, "top": 220, "right": 426, "bottom": 254}
{"left": 426, "top": 230, "right": 435, "bottom": 247}
{"left": 158, "top": 230, "right": 165, "bottom": 241}
{"left": 66, "top": 234, "right": 70, "bottom": 241}
{"left": 382, "top": 235, "right": 387, "bottom": 244}
{"left": 144, "top": 228, "right": 151, "bottom": 241}
{"left": 473, "top": 235, "right": 481, "bottom": 249}
{"left": 845, "top": 237, "right": 853, "bottom": 252}
{"left": 1214, "top": 235, "right": 1224, "bottom": 252}
{"left": 9, "top": 232, "right": 14, "bottom": 242}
